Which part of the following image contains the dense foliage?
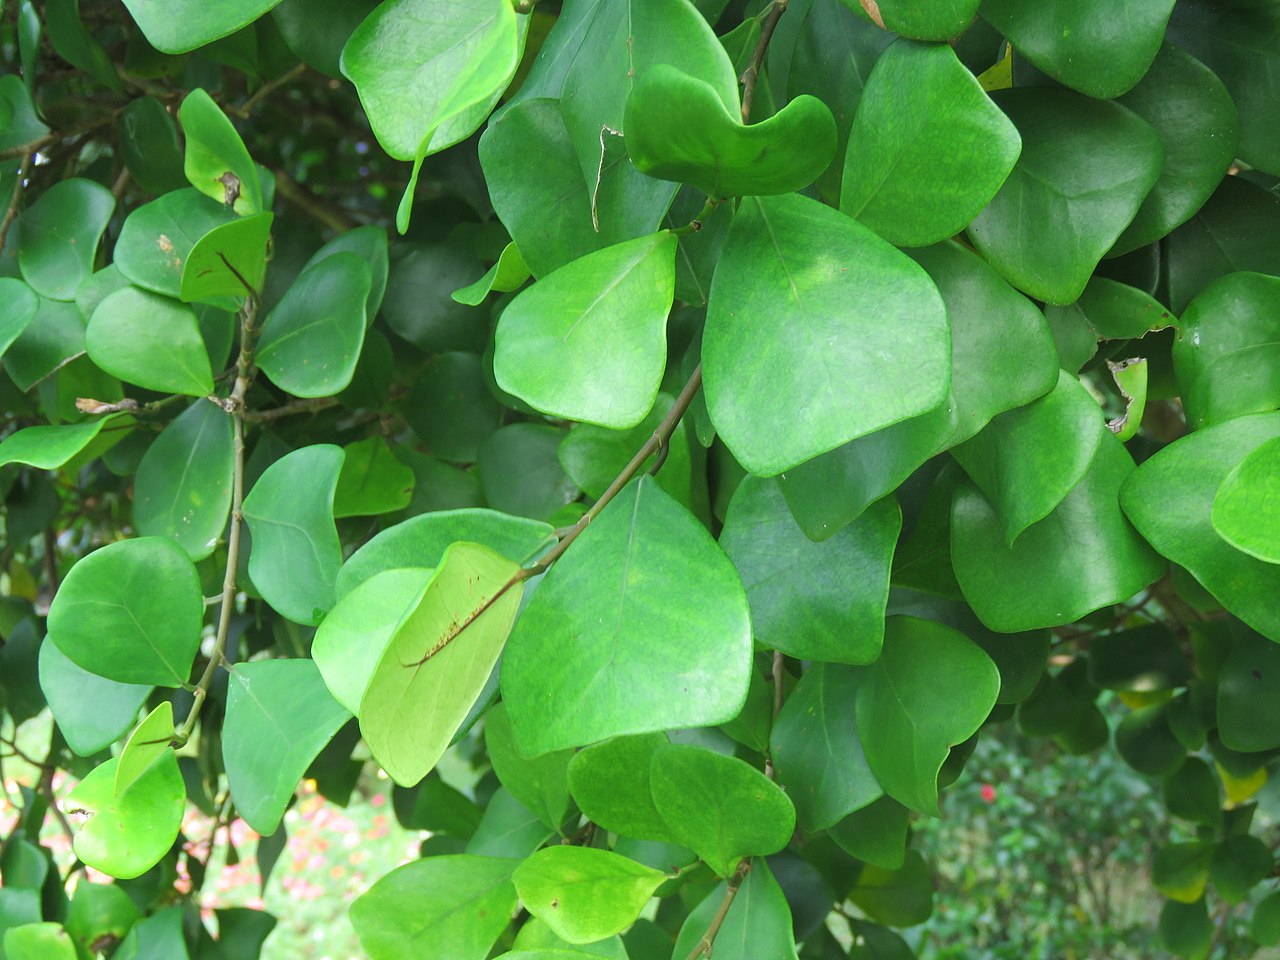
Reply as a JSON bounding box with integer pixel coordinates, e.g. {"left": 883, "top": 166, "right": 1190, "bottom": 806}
{"left": 1, "top": 0, "right": 1280, "bottom": 957}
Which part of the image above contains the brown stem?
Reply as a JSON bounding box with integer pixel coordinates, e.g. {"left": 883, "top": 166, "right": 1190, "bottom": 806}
{"left": 234, "top": 62, "right": 308, "bottom": 118}
{"left": 0, "top": 150, "right": 35, "bottom": 254}
{"left": 740, "top": 1, "right": 790, "bottom": 123}
{"left": 244, "top": 396, "right": 340, "bottom": 423}
{"left": 272, "top": 168, "right": 358, "bottom": 233}
{"left": 685, "top": 859, "right": 753, "bottom": 960}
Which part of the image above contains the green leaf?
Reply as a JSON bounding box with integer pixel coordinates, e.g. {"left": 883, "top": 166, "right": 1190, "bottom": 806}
{"left": 477, "top": 423, "right": 582, "bottom": 521}
{"left": 829, "top": 796, "right": 910, "bottom": 871}
{"left": 3, "top": 296, "right": 85, "bottom": 391}
{"left": 1211, "top": 835, "right": 1272, "bottom": 904}
{"left": 466, "top": 787, "right": 555, "bottom": 860}
{"left": 333, "top": 437, "right": 414, "bottom": 518}
{"left": 271, "top": 0, "right": 380, "bottom": 76}
{"left": 502, "top": 477, "right": 751, "bottom": 755}
{"left": 1169, "top": 0, "right": 1280, "bottom": 175}
{"left": 841, "top": 40, "right": 1019, "bottom": 247}
{"left": 849, "top": 921, "right": 916, "bottom": 960}
{"left": 303, "top": 225, "right": 390, "bottom": 321}
{"left": 223, "top": 659, "right": 352, "bottom": 834}
{"left": 380, "top": 244, "right": 486, "bottom": 352}
{"left": 704, "top": 193, "right": 949, "bottom": 476}
{"left": 864, "top": 0, "right": 979, "bottom": 39}
{"left": 1214, "top": 436, "right": 1280, "bottom": 563}
{"left": 1044, "top": 276, "right": 1177, "bottom": 346}
{"left": 360, "top": 542, "right": 522, "bottom": 786}
{"left": 1251, "top": 891, "right": 1280, "bottom": 946}
{"left": 1087, "top": 624, "right": 1192, "bottom": 692}
{"left": 566, "top": 733, "right": 678, "bottom": 843}
{"left": 340, "top": 0, "right": 522, "bottom": 161}
{"left": 1121, "top": 413, "right": 1280, "bottom": 640}
{"left": 951, "top": 371, "right": 1103, "bottom": 545}
{"left": 0, "top": 413, "right": 129, "bottom": 470}
{"left": 1216, "top": 629, "right": 1280, "bottom": 752}
{"left": 485, "top": 702, "right": 572, "bottom": 830}
{"left": 17, "top": 179, "right": 115, "bottom": 301}
{"left": 115, "top": 97, "right": 186, "bottom": 195}
{"left": 511, "top": 919, "right": 627, "bottom": 958}
{"left": 178, "top": 88, "right": 262, "bottom": 214}
{"left": 314, "top": 568, "right": 430, "bottom": 714}
{"left": 855, "top": 616, "right": 998, "bottom": 815}
{"left": 64, "top": 884, "right": 140, "bottom": 957}
{"left": 47, "top": 537, "right": 203, "bottom": 687}
{"left": 771, "top": 663, "right": 883, "bottom": 832}
{"left": 494, "top": 232, "right": 676, "bottom": 429}
{"left": 1154, "top": 843, "right": 1214, "bottom": 904}
{"left": 848, "top": 850, "right": 934, "bottom": 928}
{"left": 257, "top": 253, "right": 371, "bottom": 399}
{"left": 337, "top": 508, "right": 554, "bottom": 598}
{"left": 405, "top": 352, "right": 501, "bottom": 463}
{"left": 63, "top": 752, "right": 184, "bottom": 879}
{"left": 452, "top": 242, "right": 530, "bottom": 305}
{"left": 0, "top": 75, "right": 48, "bottom": 153}
{"left": 513, "top": 846, "right": 666, "bottom": 944}
{"left": 1175, "top": 272, "right": 1280, "bottom": 429}
{"left": 1163, "top": 757, "right": 1222, "bottom": 828}
{"left": 672, "top": 860, "right": 799, "bottom": 960}
{"left": 133, "top": 399, "right": 233, "bottom": 562}
{"left": 649, "top": 743, "right": 795, "bottom": 877}
{"left": 967, "top": 88, "right": 1164, "bottom": 304}
{"left": 979, "top": 0, "right": 1174, "bottom": 98}
{"left": 242, "top": 444, "right": 345, "bottom": 625}
{"left": 115, "top": 189, "right": 239, "bottom": 301}
{"left": 350, "top": 855, "right": 518, "bottom": 960}
{"left": 179, "top": 212, "right": 273, "bottom": 302}
{"left": 1117, "top": 703, "right": 1186, "bottom": 777}
{"left": 114, "top": 906, "right": 189, "bottom": 960}
{"left": 86, "top": 287, "right": 214, "bottom": 396}
{"left": 0, "top": 277, "right": 39, "bottom": 359}
{"left": 3, "top": 923, "right": 77, "bottom": 960}
{"left": 1111, "top": 44, "right": 1239, "bottom": 255}
{"left": 953, "top": 431, "right": 1165, "bottom": 632}
{"left": 114, "top": 701, "right": 174, "bottom": 796}
{"left": 720, "top": 477, "right": 899, "bottom": 664}
{"left": 624, "top": 65, "right": 837, "bottom": 197}
{"left": 38, "top": 640, "right": 150, "bottom": 757}
{"left": 121, "top": 0, "right": 283, "bottom": 54}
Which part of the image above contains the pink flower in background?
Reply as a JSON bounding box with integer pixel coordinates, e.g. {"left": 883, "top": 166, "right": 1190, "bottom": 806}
{"left": 981, "top": 783, "right": 997, "bottom": 804}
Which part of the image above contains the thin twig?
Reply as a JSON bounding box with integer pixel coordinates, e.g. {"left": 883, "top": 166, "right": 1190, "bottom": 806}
{"left": 685, "top": 859, "right": 752, "bottom": 960}
{"left": 0, "top": 150, "right": 35, "bottom": 254}
{"left": 234, "top": 62, "right": 308, "bottom": 118}
{"left": 740, "top": 0, "right": 789, "bottom": 123}
{"left": 272, "top": 168, "right": 357, "bottom": 233}
{"left": 244, "top": 396, "right": 339, "bottom": 423}
{"left": 0, "top": 134, "right": 54, "bottom": 160}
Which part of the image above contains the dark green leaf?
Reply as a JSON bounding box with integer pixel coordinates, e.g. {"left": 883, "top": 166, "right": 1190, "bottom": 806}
{"left": 566, "top": 733, "right": 678, "bottom": 843}
{"left": 477, "top": 423, "right": 581, "bottom": 521}
{"left": 485, "top": 702, "right": 572, "bottom": 830}
{"left": 271, "top": 0, "right": 380, "bottom": 77}
{"left": 465, "top": 787, "right": 555, "bottom": 860}
{"left": 115, "top": 97, "right": 186, "bottom": 195}
{"left": 18, "top": 179, "right": 115, "bottom": 301}
{"left": 1211, "top": 835, "right": 1272, "bottom": 904}
{"left": 848, "top": 850, "right": 934, "bottom": 928}
{"left": 1155, "top": 843, "right": 1214, "bottom": 904}
{"left": 829, "top": 796, "right": 909, "bottom": 871}
{"left": 1117, "top": 703, "right": 1186, "bottom": 777}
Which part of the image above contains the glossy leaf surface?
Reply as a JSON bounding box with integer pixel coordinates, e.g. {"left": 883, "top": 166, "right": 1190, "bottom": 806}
{"left": 513, "top": 846, "right": 665, "bottom": 944}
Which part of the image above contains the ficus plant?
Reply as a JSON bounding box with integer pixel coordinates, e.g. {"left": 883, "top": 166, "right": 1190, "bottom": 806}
{"left": 0, "top": 0, "right": 1279, "bottom": 957}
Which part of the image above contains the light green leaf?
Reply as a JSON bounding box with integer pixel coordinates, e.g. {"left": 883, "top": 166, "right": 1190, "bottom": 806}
{"left": 566, "top": 733, "right": 679, "bottom": 844}
{"left": 452, "top": 242, "right": 530, "bottom": 305}
{"left": 1122, "top": 412, "right": 1280, "bottom": 640}
{"left": 704, "top": 192, "right": 949, "bottom": 476}
{"left": 350, "top": 855, "right": 517, "bottom": 960}
{"left": 179, "top": 212, "right": 273, "bottom": 302}
{"left": 855, "top": 617, "right": 999, "bottom": 815}
{"left": 314, "top": 568, "right": 430, "bottom": 714}
{"left": 494, "top": 232, "right": 676, "bottom": 429}
{"left": 63, "top": 753, "right": 184, "bottom": 879}
{"left": 954, "top": 431, "right": 1165, "bottom": 632}
{"left": 485, "top": 703, "right": 572, "bottom": 830}
{"left": 360, "top": 542, "right": 522, "bottom": 786}
{"left": 178, "top": 88, "right": 262, "bottom": 214}
{"left": 466, "top": 787, "right": 556, "bottom": 860}
{"left": 771, "top": 662, "right": 883, "bottom": 832}
{"left": 514, "top": 846, "right": 665, "bottom": 944}
{"left": 86, "top": 287, "right": 214, "bottom": 396}
{"left": 3, "top": 923, "right": 77, "bottom": 960}
{"left": 224, "top": 659, "right": 352, "bottom": 834}
{"left": 257, "top": 253, "right": 371, "bottom": 399}
{"left": 0, "top": 413, "right": 129, "bottom": 470}
{"left": 671, "top": 859, "right": 799, "bottom": 960}
{"left": 0, "top": 277, "right": 40, "bottom": 359}
{"left": 337, "top": 508, "right": 554, "bottom": 598}
{"left": 133, "top": 399, "right": 233, "bottom": 562}
{"left": 510, "top": 919, "right": 627, "bottom": 958}
{"left": 841, "top": 39, "right": 1020, "bottom": 247}
{"left": 114, "top": 189, "right": 238, "bottom": 301}
{"left": 242, "top": 444, "right": 345, "bottom": 625}
{"left": 979, "top": 0, "right": 1174, "bottom": 98}
{"left": 1214, "top": 436, "right": 1280, "bottom": 564}
{"left": 121, "top": 0, "right": 283, "bottom": 53}
{"left": 17, "top": 179, "right": 115, "bottom": 301}
{"left": 502, "top": 477, "right": 751, "bottom": 755}
{"left": 38, "top": 641, "right": 150, "bottom": 757}
{"left": 968, "top": 88, "right": 1164, "bottom": 304}
{"left": 721, "top": 478, "right": 899, "bottom": 664}
{"left": 333, "top": 437, "right": 414, "bottom": 518}
{"left": 47, "top": 537, "right": 203, "bottom": 687}
{"left": 114, "top": 701, "right": 174, "bottom": 796}
{"left": 650, "top": 743, "right": 795, "bottom": 878}
{"left": 1044, "top": 276, "right": 1177, "bottom": 346}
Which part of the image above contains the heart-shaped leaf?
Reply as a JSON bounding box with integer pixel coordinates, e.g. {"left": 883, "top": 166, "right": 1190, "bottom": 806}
{"left": 223, "top": 659, "right": 351, "bottom": 834}
{"left": 703, "top": 192, "right": 949, "bottom": 476}
{"left": 179, "top": 211, "right": 273, "bottom": 302}
{"left": 566, "top": 733, "right": 678, "bottom": 844}
{"left": 855, "top": 616, "right": 999, "bottom": 815}
{"left": 133, "top": 399, "right": 233, "bottom": 562}
{"left": 63, "top": 752, "right": 184, "bottom": 879}
{"left": 86, "top": 287, "right": 214, "bottom": 396}
{"left": 502, "top": 477, "right": 752, "bottom": 755}
{"left": 494, "top": 232, "right": 676, "bottom": 429}
{"left": 841, "top": 39, "right": 1020, "bottom": 247}
{"left": 968, "top": 88, "right": 1164, "bottom": 304}
{"left": 114, "top": 189, "right": 238, "bottom": 301}
{"left": 513, "top": 846, "right": 666, "bottom": 944}
{"left": 17, "top": 178, "right": 115, "bottom": 301}
{"left": 360, "top": 542, "right": 523, "bottom": 786}
{"left": 47, "top": 536, "right": 203, "bottom": 687}
{"left": 242, "top": 444, "right": 345, "bottom": 625}
{"left": 720, "top": 477, "right": 899, "bottom": 664}
{"left": 650, "top": 743, "right": 795, "bottom": 877}
{"left": 625, "top": 65, "right": 837, "bottom": 198}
